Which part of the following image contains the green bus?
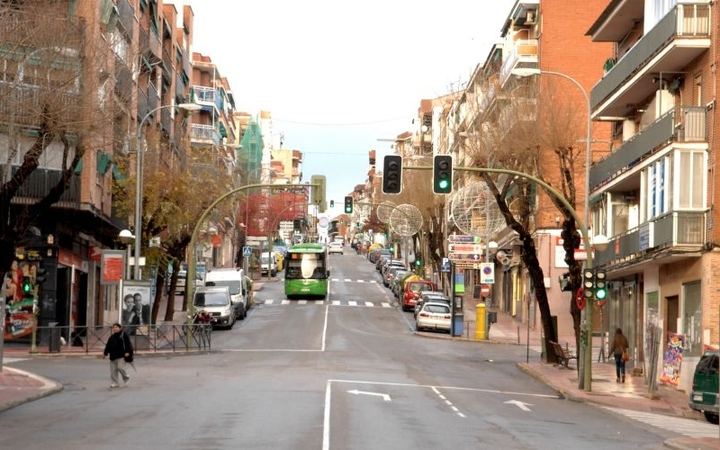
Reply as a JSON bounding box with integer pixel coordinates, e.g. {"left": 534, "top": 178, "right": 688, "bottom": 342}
{"left": 284, "top": 243, "right": 329, "bottom": 299}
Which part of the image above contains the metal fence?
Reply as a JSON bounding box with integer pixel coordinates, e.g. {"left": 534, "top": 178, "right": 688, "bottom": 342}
{"left": 33, "top": 323, "right": 211, "bottom": 355}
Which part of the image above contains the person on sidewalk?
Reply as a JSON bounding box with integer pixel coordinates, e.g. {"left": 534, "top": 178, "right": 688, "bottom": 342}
{"left": 611, "top": 328, "right": 629, "bottom": 383}
{"left": 103, "top": 323, "right": 133, "bottom": 388}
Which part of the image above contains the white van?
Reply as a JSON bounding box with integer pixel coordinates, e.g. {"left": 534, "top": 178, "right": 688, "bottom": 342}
{"left": 204, "top": 268, "right": 249, "bottom": 320}
{"left": 260, "top": 252, "right": 277, "bottom": 277}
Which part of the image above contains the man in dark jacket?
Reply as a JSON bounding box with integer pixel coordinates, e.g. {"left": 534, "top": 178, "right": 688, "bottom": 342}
{"left": 103, "top": 323, "right": 133, "bottom": 388}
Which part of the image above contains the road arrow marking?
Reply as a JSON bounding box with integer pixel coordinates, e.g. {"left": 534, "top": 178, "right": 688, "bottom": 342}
{"left": 504, "top": 400, "right": 533, "bottom": 411}
{"left": 347, "top": 389, "right": 391, "bottom": 402}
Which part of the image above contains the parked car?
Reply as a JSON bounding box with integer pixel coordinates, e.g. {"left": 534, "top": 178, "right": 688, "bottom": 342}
{"left": 193, "top": 286, "right": 235, "bottom": 329}
{"left": 204, "top": 268, "right": 250, "bottom": 320}
{"left": 368, "top": 249, "right": 391, "bottom": 264}
{"left": 381, "top": 260, "right": 405, "bottom": 281}
{"left": 415, "top": 301, "right": 451, "bottom": 333}
{"left": 328, "top": 242, "right": 344, "bottom": 255}
{"left": 689, "top": 350, "right": 719, "bottom": 424}
{"left": 383, "top": 266, "right": 406, "bottom": 287}
{"left": 414, "top": 291, "right": 450, "bottom": 318}
{"left": 261, "top": 252, "right": 278, "bottom": 277}
{"left": 402, "top": 280, "right": 435, "bottom": 311}
{"left": 389, "top": 270, "right": 411, "bottom": 297}
{"left": 174, "top": 263, "right": 205, "bottom": 295}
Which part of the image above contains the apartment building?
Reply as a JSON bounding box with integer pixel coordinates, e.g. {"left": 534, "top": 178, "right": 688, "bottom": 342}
{"left": 587, "top": 0, "right": 717, "bottom": 390}
{"left": 432, "top": 0, "right": 612, "bottom": 341}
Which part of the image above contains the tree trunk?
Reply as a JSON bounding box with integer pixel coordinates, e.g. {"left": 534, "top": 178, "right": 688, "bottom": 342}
{"left": 151, "top": 270, "right": 165, "bottom": 324}
{"left": 164, "top": 266, "right": 179, "bottom": 322}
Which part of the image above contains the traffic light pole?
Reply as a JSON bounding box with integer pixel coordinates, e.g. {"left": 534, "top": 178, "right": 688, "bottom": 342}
{"left": 404, "top": 164, "right": 595, "bottom": 392}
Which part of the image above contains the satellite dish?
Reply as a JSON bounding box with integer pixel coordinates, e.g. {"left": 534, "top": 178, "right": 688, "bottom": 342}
{"left": 389, "top": 204, "right": 423, "bottom": 237}
{"left": 376, "top": 201, "right": 395, "bottom": 224}
{"left": 450, "top": 182, "right": 505, "bottom": 237}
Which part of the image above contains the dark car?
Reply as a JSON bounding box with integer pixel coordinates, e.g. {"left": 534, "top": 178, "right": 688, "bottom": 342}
{"left": 689, "top": 350, "right": 719, "bottom": 424}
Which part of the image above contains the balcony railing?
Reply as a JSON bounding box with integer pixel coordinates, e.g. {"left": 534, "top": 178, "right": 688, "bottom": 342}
{"left": 114, "top": 62, "right": 132, "bottom": 103}
{"left": 175, "top": 74, "right": 187, "bottom": 101}
{"left": 116, "top": 0, "right": 135, "bottom": 38}
{"left": 0, "top": 81, "right": 79, "bottom": 127}
{"left": 595, "top": 210, "right": 705, "bottom": 266}
{"left": 147, "top": 83, "right": 159, "bottom": 113}
{"left": 1, "top": 165, "right": 80, "bottom": 204}
{"left": 500, "top": 39, "right": 539, "bottom": 86}
{"left": 139, "top": 25, "right": 162, "bottom": 62}
{"left": 161, "top": 108, "right": 172, "bottom": 134}
{"left": 190, "top": 124, "right": 220, "bottom": 145}
{"left": 591, "top": 3, "right": 711, "bottom": 111}
{"left": 589, "top": 106, "right": 706, "bottom": 190}
{"left": 161, "top": 44, "right": 173, "bottom": 74}
{"left": 137, "top": 88, "right": 149, "bottom": 120}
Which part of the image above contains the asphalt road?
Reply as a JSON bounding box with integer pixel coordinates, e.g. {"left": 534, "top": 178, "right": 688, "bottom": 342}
{"left": 0, "top": 247, "right": 677, "bottom": 449}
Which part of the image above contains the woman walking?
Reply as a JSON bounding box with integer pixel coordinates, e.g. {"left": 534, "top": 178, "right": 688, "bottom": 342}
{"left": 103, "top": 323, "right": 133, "bottom": 388}
{"left": 611, "top": 328, "right": 629, "bottom": 383}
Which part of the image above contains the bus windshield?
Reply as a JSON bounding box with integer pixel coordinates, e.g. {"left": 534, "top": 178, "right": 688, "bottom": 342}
{"left": 286, "top": 253, "right": 326, "bottom": 280}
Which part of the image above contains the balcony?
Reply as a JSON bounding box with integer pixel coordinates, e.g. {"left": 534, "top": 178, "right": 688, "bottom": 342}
{"left": 497, "top": 97, "right": 537, "bottom": 141}
{"left": 147, "top": 83, "right": 159, "bottom": 113}
{"left": 591, "top": 3, "right": 711, "bottom": 117}
{"left": 175, "top": 74, "right": 187, "bottom": 101}
{"left": 161, "top": 44, "right": 174, "bottom": 74}
{"left": 137, "top": 88, "right": 148, "bottom": 120}
{"left": 1, "top": 165, "right": 80, "bottom": 205}
{"left": 161, "top": 108, "right": 172, "bottom": 134}
{"left": 595, "top": 210, "right": 706, "bottom": 267}
{"left": 115, "top": 0, "right": 135, "bottom": 39}
{"left": 589, "top": 106, "right": 706, "bottom": 191}
{"left": 0, "top": 81, "right": 78, "bottom": 128}
{"left": 500, "top": 39, "right": 539, "bottom": 87}
{"left": 190, "top": 124, "right": 220, "bottom": 145}
{"left": 114, "top": 62, "right": 132, "bottom": 104}
{"left": 192, "top": 85, "right": 223, "bottom": 113}
{"left": 139, "top": 25, "right": 162, "bottom": 63}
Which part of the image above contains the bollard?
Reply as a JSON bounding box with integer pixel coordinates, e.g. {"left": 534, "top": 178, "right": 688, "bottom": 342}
{"left": 475, "top": 302, "right": 487, "bottom": 340}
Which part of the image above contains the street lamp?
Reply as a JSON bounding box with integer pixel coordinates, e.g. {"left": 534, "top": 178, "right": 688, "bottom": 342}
{"left": 118, "top": 229, "right": 135, "bottom": 278}
{"left": 133, "top": 102, "right": 201, "bottom": 280}
{"left": 512, "top": 67, "right": 594, "bottom": 391}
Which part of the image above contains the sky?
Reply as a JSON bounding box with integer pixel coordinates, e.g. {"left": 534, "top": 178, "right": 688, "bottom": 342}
{"left": 172, "top": 0, "right": 516, "bottom": 218}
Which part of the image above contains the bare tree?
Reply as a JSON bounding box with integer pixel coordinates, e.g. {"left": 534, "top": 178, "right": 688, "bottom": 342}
{"left": 0, "top": 1, "right": 115, "bottom": 276}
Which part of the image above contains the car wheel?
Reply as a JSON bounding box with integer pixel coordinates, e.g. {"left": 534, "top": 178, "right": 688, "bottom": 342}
{"left": 704, "top": 412, "right": 719, "bottom": 424}
{"left": 271, "top": 270, "right": 277, "bottom": 277}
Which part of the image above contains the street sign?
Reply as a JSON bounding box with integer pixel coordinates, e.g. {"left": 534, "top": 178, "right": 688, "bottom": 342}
{"left": 574, "top": 247, "right": 587, "bottom": 261}
{"left": 479, "top": 262, "right": 494, "bottom": 284}
{"left": 448, "top": 253, "right": 481, "bottom": 262}
{"left": 242, "top": 246, "right": 252, "bottom": 257}
{"left": 449, "top": 243, "right": 484, "bottom": 254}
{"left": 441, "top": 257, "right": 451, "bottom": 273}
{"left": 448, "top": 234, "right": 482, "bottom": 243}
{"left": 480, "top": 284, "right": 491, "bottom": 297}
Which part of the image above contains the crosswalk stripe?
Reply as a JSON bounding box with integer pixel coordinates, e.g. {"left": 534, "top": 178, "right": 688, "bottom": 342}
{"left": 357, "top": 280, "right": 365, "bottom": 283}
{"left": 364, "top": 301, "right": 373, "bottom": 307}
{"left": 265, "top": 299, "right": 274, "bottom": 305}
{"left": 344, "top": 278, "right": 352, "bottom": 282}
{"left": 298, "top": 300, "right": 307, "bottom": 305}
{"left": 601, "top": 406, "right": 718, "bottom": 437}
{"left": 348, "top": 301, "right": 357, "bottom": 306}
{"left": 281, "top": 300, "right": 290, "bottom": 305}
{"left": 382, "top": 302, "right": 391, "bottom": 308}
{"left": 315, "top": 300, "right": 324, "bottom": 305}
{"left": 332, "top": 300, "right": 340, "bottom": 306}
{"left": 331, "top": 278, "right": 339, "bottom": 282}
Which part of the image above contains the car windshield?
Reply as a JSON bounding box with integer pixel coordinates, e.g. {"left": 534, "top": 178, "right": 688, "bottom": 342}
{"left": 194, "top": 292, "right": 229, "bottom": 307}
{"left": 424, "top": 304, "right": 450, "bottom": 314}
{"left": 207, "top": 280, "right": 241, "bottom": 295}
{"left": 410, "top": 283, "right": 431, "bottom": 293}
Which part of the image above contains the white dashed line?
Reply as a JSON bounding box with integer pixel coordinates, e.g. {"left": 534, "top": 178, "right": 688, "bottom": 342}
{"left": 265, "top": 299, "right": 274, "bottom": 305}
{"left": 432, "top": 386, "right": 465, "bottom": 419}
{"left": 356, "top": 280, "right": 364, "bottom": 283}
{"left": 331, "top": 278, "right": 339, "bottom": 282}
{"left": 348, "top": 301, "right": 357, "bottom": 306}
{"left": 364, "top": 301, "right": 373, "bottom": 307}
{"left": 332, "top": 300, "right": 340, "bottom": 306}
{"left": 381, "top": 302, "right": 391, "bottom": 308}
{"left": 315, "top": 300, "right": 324, "bottom": 305}
{"left": 298, "top": 300, "right": 307, "bottom": 305}
{"left": 344, "top": 278, "right": 352, "bottom": 282}
{"left": 281, "top": 300, "right": 290, "bottom": 305}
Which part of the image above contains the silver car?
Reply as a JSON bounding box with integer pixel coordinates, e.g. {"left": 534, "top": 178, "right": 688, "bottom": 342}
{"left": 193, "top": 286, "right": 235, "bottom": 329}
{"left": 416, "top": 302, "right": 452, "bottom": 333}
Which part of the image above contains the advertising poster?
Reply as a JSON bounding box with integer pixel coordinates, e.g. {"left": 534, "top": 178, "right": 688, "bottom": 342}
{"left": 659, "top": 333, "right": 686, "bottom": 386}
{"left": 2, "top": 258, "right": 40, "bottom": 341}
{"left": 121, "top": 281, "right": 153, "bottom": 329}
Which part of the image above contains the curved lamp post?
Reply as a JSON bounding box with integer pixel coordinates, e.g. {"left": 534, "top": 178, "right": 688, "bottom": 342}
{"left": 133, "top": 102, "right": 201, "bottom": 280}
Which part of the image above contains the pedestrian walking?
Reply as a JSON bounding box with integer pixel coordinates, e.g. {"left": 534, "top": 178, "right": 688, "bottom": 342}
{"left": 103, "top": 323, "right": 133, "bottom": 388}
{"left": 611, "top": 327, "right": 630, "bottom": 383}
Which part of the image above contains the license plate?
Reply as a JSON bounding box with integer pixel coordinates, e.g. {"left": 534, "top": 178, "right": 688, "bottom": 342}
{"left": 693, "top": 394, "right": 703, "bottom": 401}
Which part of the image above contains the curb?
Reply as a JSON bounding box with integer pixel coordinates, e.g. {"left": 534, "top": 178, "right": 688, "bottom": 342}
{"left": 8, "top": 348, "right": 214, "bottom": 359}
{"left": 516, "top": 362, "right": 577, "bottom": 402}
{"left": 0, "top": 367, "right": 63, "bottom": 413}
{"left": 663, "top": 437, "right": 720, "bottom": 450}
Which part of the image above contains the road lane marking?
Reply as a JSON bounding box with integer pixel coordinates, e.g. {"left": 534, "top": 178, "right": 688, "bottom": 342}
{"left": 382, "top": 302, "right": 391, "bottom": 308}
{"left": 356, "top": 279, "right": 365, "bottom": 283}
{"left": 347, "top": 389, "right": 391, "bottom": 402}
{"left": 504, "top": 400, "right": 533, "bottom": 412}
{"left": 331, "top": 278, "right": 339, "bottom": 282}
{"left": 364, "top": 301, "right": 373, "bottom": 307}
{"left": 328, "top": 379, "right": 560, "bottom": 399}
{"left": 264, "top": 299, "right": 274, "bottom": 305}
{"left": 344, "top": 278, "right": 352, "bottom": 282}
{"left": 298, "top": 300, "right": 307, "bottom": 305}
{"left": 281, "top": 300, "right": 290, "bottom": 305}
{"left": 323, "top": 381, "right": 331, "bottom": 450}
{"left": 321, "top": 304, "right": 329, "bottom": 352}
{"left": 332, "top": 300, "right": 340, "bottom": 306}
{"left": 315, "top": 300, "right": 324, "bottom": 305}
{"left": 433, "top": 386, "right": 465, "bottom": 418}
{"left": 348, "top": 301, "right": 357, "bottom": 306}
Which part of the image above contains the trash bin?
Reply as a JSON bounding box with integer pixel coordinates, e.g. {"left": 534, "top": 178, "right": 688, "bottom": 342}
{"left": 48, "top": 322, "right": 61, "bottom": 353}
{"left": 453, "top": 314, "right": 464, "bottom": 336}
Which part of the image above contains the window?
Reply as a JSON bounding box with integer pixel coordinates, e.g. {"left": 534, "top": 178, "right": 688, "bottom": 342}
{"left": 678, "top": 150, "right": 705, "bottom": 209}
{"left": 645, "top": 156, "right": 670, "bottom": 219}
{"left": 694, "top": 74, "right": 702, "bottom": 107}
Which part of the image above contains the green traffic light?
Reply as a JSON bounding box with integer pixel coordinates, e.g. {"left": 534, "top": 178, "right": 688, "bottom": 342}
{"left": 438, "top": 179, "right": 449, "bottom": 190}
{"left": 595, "top": 289, "right": 607, "bottom": 300}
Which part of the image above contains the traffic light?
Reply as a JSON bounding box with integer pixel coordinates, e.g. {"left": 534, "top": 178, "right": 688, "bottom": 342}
{"left": 382, "top": 155, "right": 402, "bottom": 194}
{"left": 433, "top": 154, "right": 453, "bottom": 194}
{"left": 594, "top": 269, "right": 607, "bottom": 301}
{"left": 329, "top": 200, "right": 335, "bottom": 208}
{"left": 21, "top": 276, "right": 32, "bottom": 297}
{"left": 344, "top": 196, "right": 353, "bottom": 214}
{"left": 35, "top": 265, "right": 47, "bottom": 284}
{"left": 310, "top": 175, "right": 326, "bottom": 212}
{"left": 583, "top": 269, "right": 594, "bottom": 299}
